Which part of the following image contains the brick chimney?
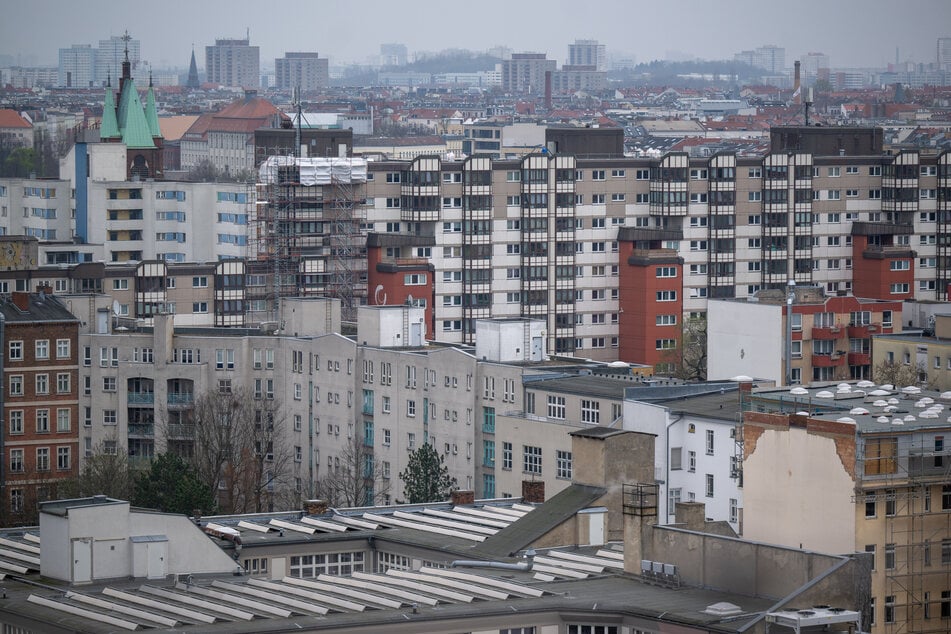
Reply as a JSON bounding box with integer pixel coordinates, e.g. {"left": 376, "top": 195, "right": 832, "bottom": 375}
{"left": 522, "top": 480, "right": 545, "bottom": 504}
{"left": 11, "top": 292, "right": 30, "bottom": 311}
{"left": 450, "top": 490, "right": 475, "bottom": 506}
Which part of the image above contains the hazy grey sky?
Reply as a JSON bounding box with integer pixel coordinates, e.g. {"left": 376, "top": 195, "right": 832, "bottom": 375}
{"left": 3, "top": 0, "right": 949, "bottom": 70}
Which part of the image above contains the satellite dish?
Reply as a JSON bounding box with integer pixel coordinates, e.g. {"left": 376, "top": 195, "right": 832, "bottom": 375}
{"left": 374, "top": 284, "right": 387, "bottom": 305}
{"left": 112, "top": 300, "right": 120, "bottom": 316}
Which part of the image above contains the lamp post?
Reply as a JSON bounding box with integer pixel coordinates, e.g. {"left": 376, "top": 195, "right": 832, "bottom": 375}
{"left": 785, "top": 280, "right": 796, "bottom": 386}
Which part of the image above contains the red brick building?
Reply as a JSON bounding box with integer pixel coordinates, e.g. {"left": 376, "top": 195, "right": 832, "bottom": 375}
{"left": 850, "top": 224, "right": 915, "bottom": 301}
{"left": 366, "top": 234, "right": 435, "bottom": 338}
{"left": 617, "top": 227, "right": 685, "bottom": 371}
{"left": 1, "top": 291, "right": 80, "bottom": 525}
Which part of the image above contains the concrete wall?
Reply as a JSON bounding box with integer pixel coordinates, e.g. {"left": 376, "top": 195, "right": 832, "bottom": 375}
{"left": 573, "top": 431, "right": 654, "bottom": 540}
{"left": 358, "top": 305, "right": 426, "bottom": 348}
{"left": 645, "top": 524, "right": 851, "bottom": 600}
{"left": 38, "top": 512, "right": 70, "bottom": 581}
{"left": 707, "top": 299, "right": 782, "bottom": 383}
{"left": 742, "top": 413, "right": 856, "bottom": 554}
{"left": 283, "top": 297, "right": 340, "bottom": 338}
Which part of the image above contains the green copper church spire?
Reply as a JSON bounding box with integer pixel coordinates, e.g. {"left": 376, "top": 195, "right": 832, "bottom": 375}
{"left": 100, "top": 77, "right": 120, "bottom": 140}
{"left": 144, "top": 72, "right": 162, "bottom": 139}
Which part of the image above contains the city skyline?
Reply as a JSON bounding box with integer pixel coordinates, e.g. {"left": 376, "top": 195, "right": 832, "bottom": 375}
{"left": 2, "top": 0, "right": 949, "bottom": 71}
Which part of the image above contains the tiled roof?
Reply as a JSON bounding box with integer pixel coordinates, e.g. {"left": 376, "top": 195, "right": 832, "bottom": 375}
{"left": 0, "top": 109, "right": 31, "bottom": 129}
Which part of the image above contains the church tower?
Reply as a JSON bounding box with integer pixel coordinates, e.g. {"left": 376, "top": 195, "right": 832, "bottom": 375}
{"left": 186, "top": 47, "right": 200, "bottom": 89}
{"left": 98, "top": 31, "right": 164, "bottom": 179}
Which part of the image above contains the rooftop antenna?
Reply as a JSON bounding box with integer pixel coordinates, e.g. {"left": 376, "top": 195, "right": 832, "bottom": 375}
{"left": 294, "top": 85, "right": 302, "bottom": 158}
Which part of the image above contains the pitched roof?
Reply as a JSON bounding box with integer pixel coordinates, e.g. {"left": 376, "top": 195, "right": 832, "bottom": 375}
{"left": 144, "top": 86, "right": 162, "bottom": 139}
{"left": 0, "top": 109, "right": 31, "bottom": 129}
{"left": 117, "top": 79, "right": 156, "bottom": 149}
{"left": 473, "top": 483, "right": 606, "bottom": 558}
{"left": 99, "top": 88, "right": 120, "bottom": 140}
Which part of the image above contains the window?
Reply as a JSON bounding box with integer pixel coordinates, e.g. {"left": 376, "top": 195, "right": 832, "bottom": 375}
{"left": 592, "top": 169, "right": 605, "bottom": 180}
{"left": 32, "top": 447, "right": 52, "bottom": 472}
{"left": 192, "top": 276, "right": 208, "bottom": 288}
{"left": 35, "top": 339, "right": 49, "bottom": 360}
{"left": 656, "top": 290, "right": 677, "bottom": 302}
{"left": 406, "top": 400, "right": 416, "bottom": 417}
{"left": 9, "top": 340, "right": 22, "bottom": 360}
{"left": 523, "top": 445, "right": 542, "bottom": 474}
{"left": 56, "top": 408, "right": 70, "bottom": 432}
{"left": 502, "top": 442, "right": 513, "bottom": 470}
{"left": 656, "top": 266, "right": 677, "bottom": 278}
{"left": 56, "top": 338, "right": 70, "bottom": 359}
{"left": 547, "top": 395, "right": 566, "bottom": 419}
{"left": 483, "top": 440, "right": 495, "bottom": 467}
{"left": 943, "top": 539, "right": 951, "bottom": 565}
{"left": 729, "top": 498, "right": 738, "bottom": 523}
{"left": 9, "top": 375, "right": 22, "bottom": 396}
{"left": 9, "top": 410, "right": 23, "bottom": 435}
{"left": 57, "top": 446, "right": 70, "bottom": 470}
{"left": 688, "top": 451, "right": 696, "bottom": 472}
{"left": 581, "top": 399, "right": 600, "bottom": 424}
{"left": 35, "top": 373, "right": 48, "bottom": 395}
{"left": 705, "top": 473, "right": 714, "bottom": 497}
{"left": 885, "top": 595, "right": 895, "bottom": 624}
{"left": 706, "top": 429, "right": 715, "bottom": 455}
{"left": 885, "top": 543, "right": 896, "bottom": 569}
{"left": 556, "top": 450, "right": 572, "bottom": 479}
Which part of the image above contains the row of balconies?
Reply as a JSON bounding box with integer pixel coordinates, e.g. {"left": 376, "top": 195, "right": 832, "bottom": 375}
{"left": 811, "top": 324, "right": 882, "bottom": 340}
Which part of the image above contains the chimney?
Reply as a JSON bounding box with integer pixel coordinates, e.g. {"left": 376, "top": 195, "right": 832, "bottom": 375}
{"left": 522, "top": 480, "right": 545, "bottom": 504}
{"left": 622, "top": 483, "right": 658, "bottom": 575}
{"left": 11, "top": 292, "right": 30, "bottom": 311}
{"left": 674, "top": 501, "right": 707, "bottom": 531}
{"left": 793, "top": 61, "right": 801, "bottom": 104}
{"left": 450, "top": 490, "right": 475, "bottom": 506}
{"left": 544, "top": 71, "right": 552, "bottom": 111}
{"left": 304, "top": 499, "right": 327, "bottom": 515}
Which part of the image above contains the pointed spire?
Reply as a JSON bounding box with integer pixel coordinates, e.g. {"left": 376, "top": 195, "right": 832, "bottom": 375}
{"left": 186, "top": 46, "right": 199, "bottom": 89}
{"left": 100, "top": 84, "right": 120, "bottom": 140}
{"left": 145, "top": 81, "right": 162, "bottom": 139}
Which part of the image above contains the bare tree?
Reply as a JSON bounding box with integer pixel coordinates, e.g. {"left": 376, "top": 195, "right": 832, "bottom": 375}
{"left": 657, "top": 315, "right": 708, "bottom": 380}
{"left": 873, "top": 360, "right": 937, "bottom": 390}
{"left": 58, "top": 436, "right": 134, "bottom": 501}
{"left": 165, "top": 387, "right": 296, "bottom": 514}
{"left": 314, "top": 433, "right": 391, "bottom": 508}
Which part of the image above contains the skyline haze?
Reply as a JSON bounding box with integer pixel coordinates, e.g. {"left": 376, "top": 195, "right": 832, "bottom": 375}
{"left": 2, "top": 0, "right": 949, "bottom": 72}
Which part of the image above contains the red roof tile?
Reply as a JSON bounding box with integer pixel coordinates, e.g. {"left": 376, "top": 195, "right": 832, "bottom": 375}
{"left": 0, "top": 109, "right": 31, "bottom": 129}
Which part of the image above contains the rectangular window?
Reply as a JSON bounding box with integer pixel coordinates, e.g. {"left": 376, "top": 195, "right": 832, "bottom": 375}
{"left": 705, "top": 473, "right": 714, "bottom": 497}
{"left": 885, "top": 543, "right": 896, "bottom": 569}
{"left": 523, "top": 445, "right": 542, "bottom": 474}
{"left": 705, "top": 429, "right": 715, "bottom": 455}
{"left": 36, "top": 447, "right": 50, "bottom": 471}
{"left": 556, "top": 450, "right": 572, "bottom": 479}
{"left": 547, "top": 395, "right": 566, "bottom": 420}
{"left": 502, "top": 442, "right": 513, "bottom": 470}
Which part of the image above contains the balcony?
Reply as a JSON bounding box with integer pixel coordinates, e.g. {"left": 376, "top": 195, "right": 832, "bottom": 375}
{"left": 848, "top": 352, "right": 872, "bottom": 366}
{"left": 813, "top": 352, "right": 847, "bottom": 367}
{"left": 811, "top": 325, "right": 842, "bottom": 340}
{"left": 167, "top": 392, "right": 194, "bottom": 406}
{"left": 127, "top": 392, "right": 154, "bottom": 405}
{"left": 847, "top": 323, "right": 880, "bottom": 339}
{"left": 128, "top": 423, "right": 154, "bottom": 438}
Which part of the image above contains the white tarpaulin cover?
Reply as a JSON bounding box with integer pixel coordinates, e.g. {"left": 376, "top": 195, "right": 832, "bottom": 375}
{"left": 258, "top": 156, "right": 368, "bottom": 186}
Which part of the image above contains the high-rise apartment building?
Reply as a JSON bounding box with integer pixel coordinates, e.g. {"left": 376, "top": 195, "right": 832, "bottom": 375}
{"left": 57, "top": 45, "right": 96, "bottom": 88}
{"left": 96, "top": 35, "right": 140, "bottom": 86}
{"left": 938, "top": 37, "right": 951, "bottom": 72}
{"left": 379, "top": 43, "right": 408, "bottom": 66}
{"left": 734, "top": 45, "right": 785, "bottom": 74}
{"left": 205, "top": 38, "right": 260, "bottom": 88}
{"left": 568, "top": 39, "right": 606, "bottom": 72}
{"left": 274, "top": 52, "right": 329, "bottom": 92}
{"left": 501, "top": 53, "right": 557, "bottom": 93}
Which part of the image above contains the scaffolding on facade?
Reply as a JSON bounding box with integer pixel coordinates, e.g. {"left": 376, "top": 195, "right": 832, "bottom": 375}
{"left": 858, "top": 425, "right": 951, "bottom": 633}
{"left": 248, "top": 155, "right": 368, "bottom": 325}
